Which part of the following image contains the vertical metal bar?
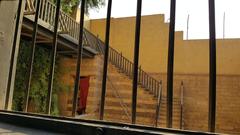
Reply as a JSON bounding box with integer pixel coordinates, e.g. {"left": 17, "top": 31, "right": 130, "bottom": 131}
{"left": 146, "top": 75, "right": 149, "bottom": 89}
{"left": 156, "top": 82, "right": 160, "bottom": 98}
{"left": 128, "top": 60, "right": 131, "bottom": 77}
{"left": 100, "top": 0, "right": 112, "bottom": 120}
{"left": 120, "top": 53, "right": 122, "bottom": 70}
{"left": 123, "top": 58, "right": 126, "bottom": 73}
{"left": 132, "top": 0, "right": 142, "bottom": 124}
{"left": 208, "top": 0, "right": 217, "bottom": 132}
{"left": 72, "top": 0, "right": 86, "bottom": 117}
{"left": 149, "top": 78, "right": 151, "bottom": 91}
{"left": 143, "top": 72, "right": 145, "bottom": 87}
{"left": 24, "top": 0, "right": 41, "bottom": 112}
{"left": 151, "top": 79, "right": 153, "bottom": 93}
{"left": 130, "top": 63, "right": 132, "bottom": 77}
{"left": 138, "top": 66, "right": 141, "bottom": 83}
{"left": 46, "top": 0, "right": 61, "bottom": 115}
{"left": 113, "top": 50, "right": 116, "bottom": 65}
{"left": 117, "top": 52, "right": 120, "bottom": 68}
{"left": 155, "top": 81, "right": 162, "bottom": 127}
{"left": 109, "top": 49, "right": 112, "bottom": 61}
{"left": 4, "top": 0, "right": 23, "bottom": 110}
{"left": 123, "top": 58, "right": 125, "bottom": 73}
{"left": 167, "top": 0, "right": 176, "bottom": 128}
{"left": 180, "top": 81, "right": 184, "bottom": 129}
{"left": 154, "top": 80, "right": 157, "bottom": 96}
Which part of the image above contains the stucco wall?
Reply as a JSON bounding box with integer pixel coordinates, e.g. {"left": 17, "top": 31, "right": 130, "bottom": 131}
{"left": 89, "top": 14, "right": 240, "bottom": 134}
{"left": 90, "top": 14, "right": 240, "bottom": 75}
{"left": 152, "top": 73, "right": 240, "bottom": 134}
{"left": 75, "top": 8, "right": 91, "bottom": 30}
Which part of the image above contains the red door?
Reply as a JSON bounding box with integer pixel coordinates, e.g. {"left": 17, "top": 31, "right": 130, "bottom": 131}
{"left": 77, "top": 76, "right": 90, "bottom": 115}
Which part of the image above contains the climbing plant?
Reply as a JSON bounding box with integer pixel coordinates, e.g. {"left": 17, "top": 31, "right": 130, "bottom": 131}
{"left": 12, "top": 40, "right": 62, "bottom": 115}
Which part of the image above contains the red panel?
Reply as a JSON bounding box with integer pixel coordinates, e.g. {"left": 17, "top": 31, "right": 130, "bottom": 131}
{"left": 77, "top": 76, "right": 90, "bottom": 114}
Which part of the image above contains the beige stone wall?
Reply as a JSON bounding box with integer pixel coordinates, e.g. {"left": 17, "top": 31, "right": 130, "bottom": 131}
{"left": 57, "top": 56, "right": 103, "bottom": 117}
{"left": 151, "top": 73, "right": 240, "bottom": 134}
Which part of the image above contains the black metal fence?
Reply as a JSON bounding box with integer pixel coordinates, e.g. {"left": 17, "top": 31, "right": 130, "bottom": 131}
{"left": 4, "top": 0, "right": 217, "bottom": 133}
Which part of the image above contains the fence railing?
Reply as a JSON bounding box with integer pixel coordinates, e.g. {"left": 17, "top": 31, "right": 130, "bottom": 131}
{"left": 26, "top": 0, "right": 82, "bottom": 41}
{"left": 83, "top": 29, "right": 162, "bottom": 99}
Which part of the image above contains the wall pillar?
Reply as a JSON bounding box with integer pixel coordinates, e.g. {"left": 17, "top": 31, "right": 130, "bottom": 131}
{"left": 0, "top": 0, "right": 26, "bottom": 109}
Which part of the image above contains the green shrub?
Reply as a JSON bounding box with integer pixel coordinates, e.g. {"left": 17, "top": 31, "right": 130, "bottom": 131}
{"left": 13, "top": 40, "right": 62, "bottom": 115}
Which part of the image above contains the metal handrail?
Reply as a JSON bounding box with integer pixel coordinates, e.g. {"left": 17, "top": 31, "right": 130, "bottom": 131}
{"left": 106, "top": 76, "right": 131, "bottom": 121}
{"left": 95, "top": 49, "right": 131, "bottom": 121}
{"left": 180, "top": 81, "right": 184, "bottom": 129}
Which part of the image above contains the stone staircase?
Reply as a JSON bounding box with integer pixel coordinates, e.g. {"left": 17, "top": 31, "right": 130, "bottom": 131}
{"left": 79, "top": 56, "right": 183, "bottom": 129}
{"left": 58, "top": 47, "right": 183, "bottom": 129}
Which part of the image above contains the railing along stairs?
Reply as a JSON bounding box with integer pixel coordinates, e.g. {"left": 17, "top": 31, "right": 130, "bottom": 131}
{"left": 83, "top": 29, "right": 186, "bottom": 128}
{"left": 83, "top": 29, "right": 162, "bottom": 99}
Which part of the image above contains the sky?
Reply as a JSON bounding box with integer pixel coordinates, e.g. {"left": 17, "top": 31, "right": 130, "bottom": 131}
{"left": 89, "top": 0, "right": 240, "bottom": 39}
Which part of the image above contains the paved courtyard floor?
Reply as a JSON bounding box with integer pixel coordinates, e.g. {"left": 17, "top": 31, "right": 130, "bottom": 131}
{"left": 0, "top": 122, "right": 61, "bottom": 135}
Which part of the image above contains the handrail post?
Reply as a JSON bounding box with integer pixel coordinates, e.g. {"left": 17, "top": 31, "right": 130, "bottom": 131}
{"left": 138, "top": 66, "right": 142, "bottom": 83}
{"left": 155, "top": 81, "right": 162, "bottom": 127}
{"left": 120, "top": 52, "right": 123, "bottom": 70}
{"left": 180, "top": 81, "right": 184, "bottom": 129}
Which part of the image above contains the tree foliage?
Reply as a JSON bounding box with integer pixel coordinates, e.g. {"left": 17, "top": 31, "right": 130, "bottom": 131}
{"left": 52, "top": 0, "right": 105, "bottom": 15}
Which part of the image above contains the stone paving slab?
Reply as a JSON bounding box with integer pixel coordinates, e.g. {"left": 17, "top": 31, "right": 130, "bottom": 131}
{"left": 0, "top": 122, "right": 62, "bottom": 135}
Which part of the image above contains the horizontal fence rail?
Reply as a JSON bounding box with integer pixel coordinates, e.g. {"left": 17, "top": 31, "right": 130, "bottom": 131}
{"left": 0, "top": 110, "right": 217, "bottom": 135}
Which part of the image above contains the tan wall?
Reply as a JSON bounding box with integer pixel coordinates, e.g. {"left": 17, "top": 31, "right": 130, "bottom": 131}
{"left": 75, "top": 8, "right": 90, "bottom": 30}
{"left": 89, "top": 14, "right": 240, "bottom": 134}
{"left": 57, "top": 56, "right": 103, "bottom": 117}
{"left": 152, "top": 73, "right": 240, "bottom": 134}
{"left": 90, "top": 14, "right": 240, "bottom": 75}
